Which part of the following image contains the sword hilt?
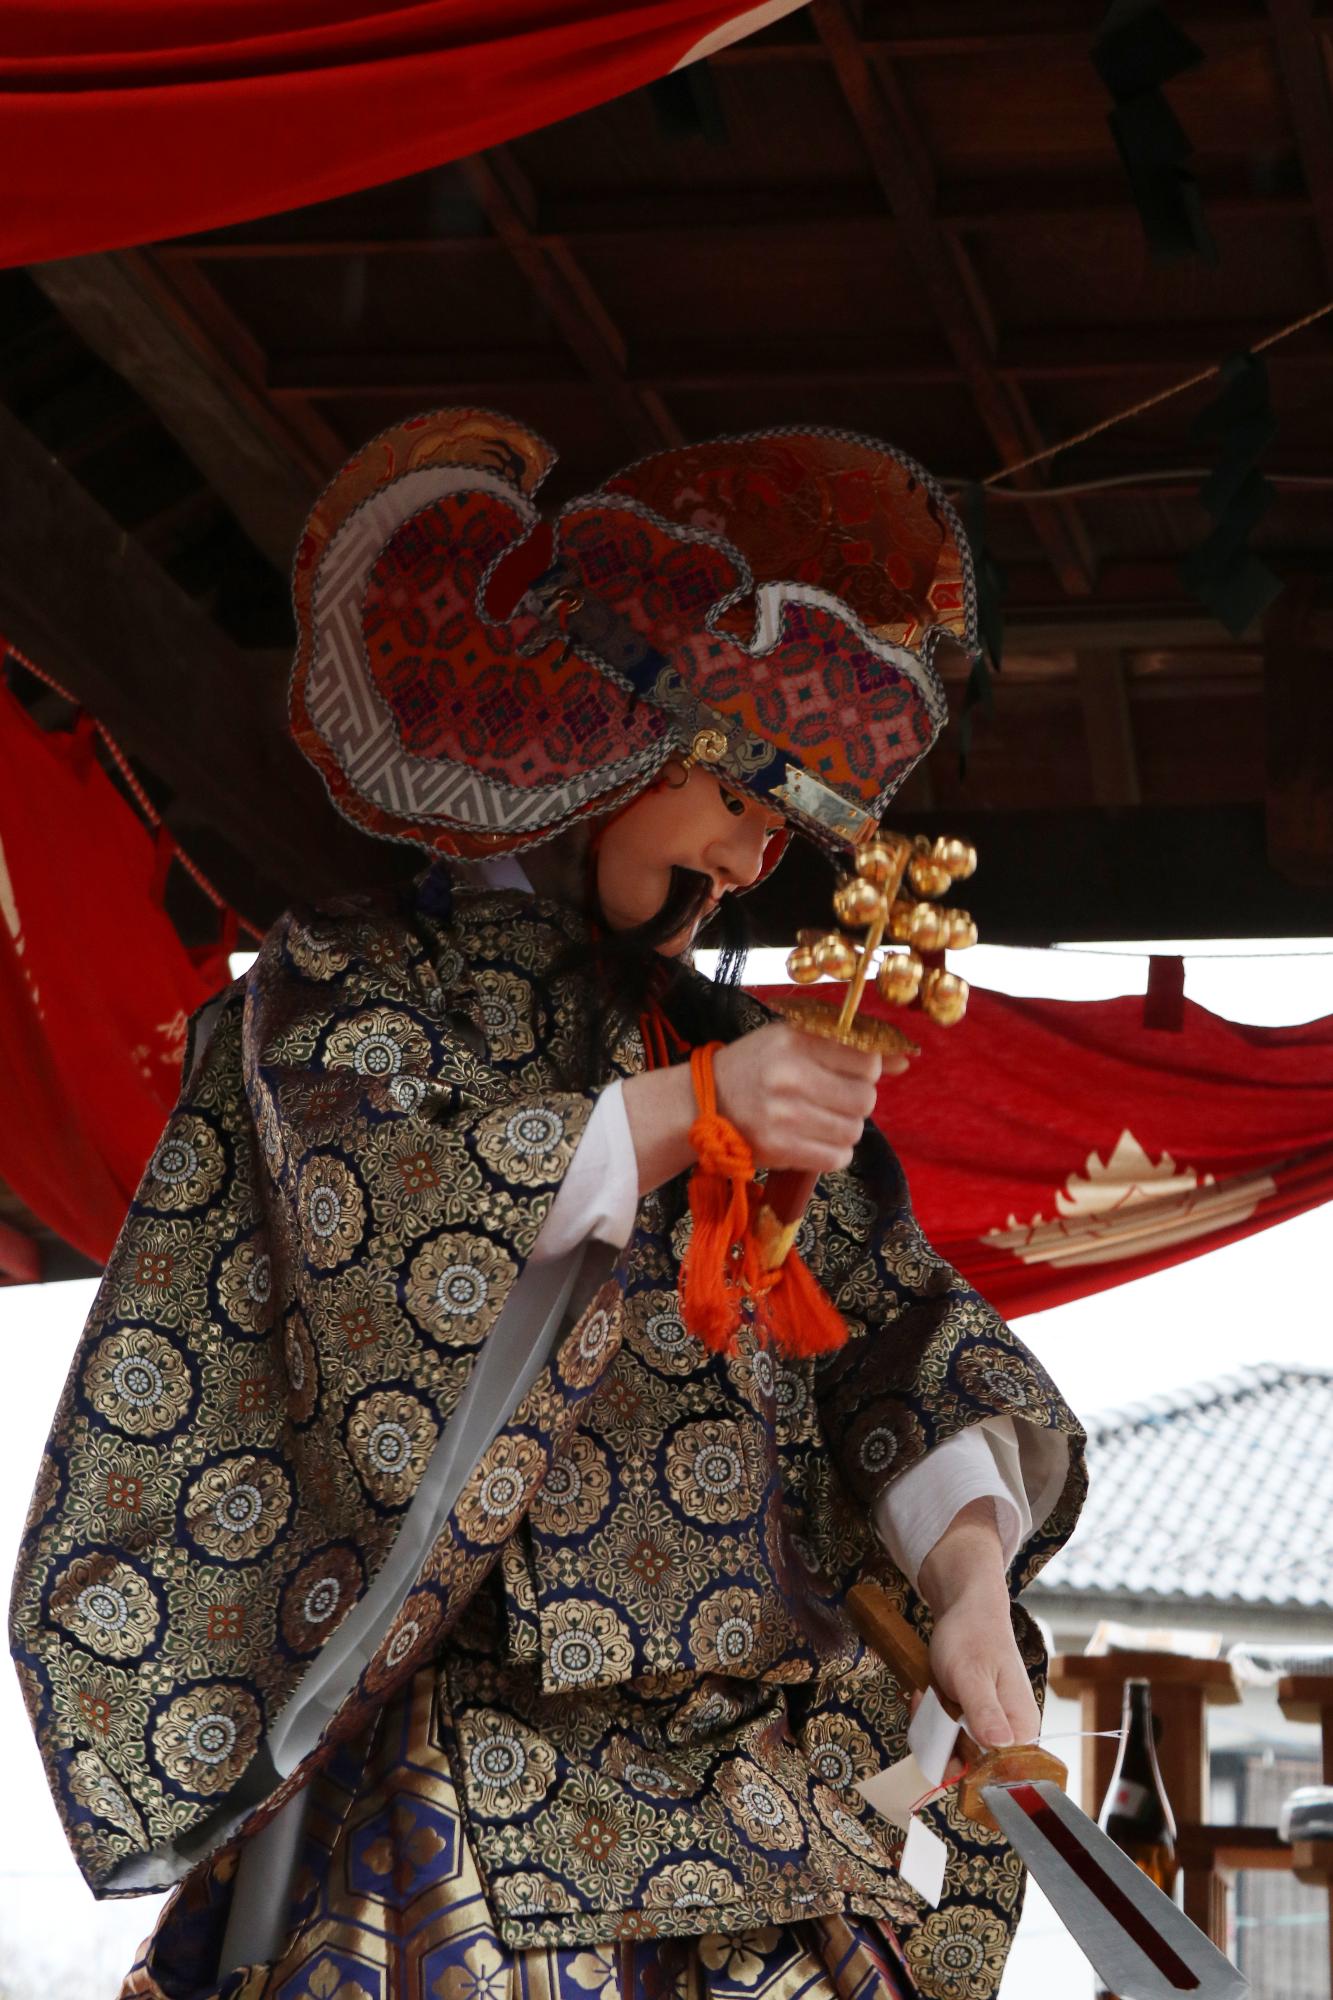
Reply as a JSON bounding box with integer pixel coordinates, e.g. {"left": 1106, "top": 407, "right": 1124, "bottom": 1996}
{"left": 847, "top": 1581, "right": 1068, "bottom": 1831}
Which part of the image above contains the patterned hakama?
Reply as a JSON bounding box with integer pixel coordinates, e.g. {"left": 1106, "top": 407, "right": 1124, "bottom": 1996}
{"left": 122, "top": 1667, "right": 914, "bottom": 2000}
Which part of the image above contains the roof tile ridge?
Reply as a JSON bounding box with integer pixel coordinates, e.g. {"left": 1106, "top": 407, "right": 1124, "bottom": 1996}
{"left": 1084, "top": 1359, "right": 1333, "bottom": 1441}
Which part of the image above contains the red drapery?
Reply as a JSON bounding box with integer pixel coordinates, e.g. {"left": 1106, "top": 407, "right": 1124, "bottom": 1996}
{"left": 761, "top": 982, "right": 1333, "bottom": 1319}
{"left": 0, "top": 678, "right": 226, "bottom": 1271}
{"left": 1, "top": 2, "right": 800, "bottom": 268}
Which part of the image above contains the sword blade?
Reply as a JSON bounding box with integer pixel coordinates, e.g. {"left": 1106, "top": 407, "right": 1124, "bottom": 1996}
{"left": 983, "top": 1781, "right": 1248, "bottom": 2000}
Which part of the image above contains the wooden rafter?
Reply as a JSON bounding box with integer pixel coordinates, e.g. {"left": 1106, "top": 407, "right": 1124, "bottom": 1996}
{"left": 0, "top": 398, "right": 379, "bottom": 903}
{"left": 30, "top": 250, "right": 340, "bottom": 575}
{"left": 811, "top": 0, "right": 1097, "bottom": 598}
{"left": 1076, "top": 652, "right": 1142, "bottom": 806}
{"left": 458, "top": 148, "right": 683, "bottom": 453}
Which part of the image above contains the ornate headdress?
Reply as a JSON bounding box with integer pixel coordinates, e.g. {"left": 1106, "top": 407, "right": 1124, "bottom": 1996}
{"left": 290, "top": 408, "right": 977, "bottom": 859}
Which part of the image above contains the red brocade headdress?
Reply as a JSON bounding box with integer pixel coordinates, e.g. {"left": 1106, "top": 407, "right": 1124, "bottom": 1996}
{"left": 290, "top": 408, "right": 977, "bottom": 858}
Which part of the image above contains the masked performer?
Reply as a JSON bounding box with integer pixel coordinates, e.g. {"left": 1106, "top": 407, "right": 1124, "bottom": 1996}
{"left": 11, "top": 413, "right": 1085, "bottom": 2000}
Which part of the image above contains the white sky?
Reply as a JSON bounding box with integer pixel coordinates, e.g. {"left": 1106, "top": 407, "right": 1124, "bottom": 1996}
{"left": 2, "top": 937, "right": 1329, "bottom": 1996}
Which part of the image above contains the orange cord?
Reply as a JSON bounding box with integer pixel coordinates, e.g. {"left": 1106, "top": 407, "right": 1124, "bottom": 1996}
{"left": 678, "top": 1042, "right": 848, "bottom": 1359}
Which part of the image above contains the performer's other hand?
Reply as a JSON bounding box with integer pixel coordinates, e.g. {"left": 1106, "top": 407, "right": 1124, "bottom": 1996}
{"left": 916, "top": 1496, "right": 1041, "bottom": 1751}
{"left": 927, "top": 1592, "right": 1042, "bottom": 1751}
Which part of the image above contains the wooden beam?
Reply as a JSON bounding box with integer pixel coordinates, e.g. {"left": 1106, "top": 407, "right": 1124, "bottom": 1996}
{"left": 708, "top": 13, "right": 1278, "bottom": 63}
{"left": 1076, "top": 652, "right": 1142, "bottom": 806}
{"left": 158, "top": 177, "right": 1316, "bottom": 259}
{"left": 458, "top": 150, "right": 683, "bottom": 452}
{"left": 265, "top": 318, "right": 1333, "bottom": 402}
{"left": 28, "top": 251, "right": 338, "bottom": 577}
{"left": 1266, "top": 0, "right": 1333, "bottom": 280}
{"left": 1008, "top": 610, "right": 1264, "bottom": 652}
{"left": 747, "top": 803, "right": 1333, "bottom": 945}
{"left": 1264, "top": 575, "right": 1333, "bottom": 887}
{"left": 0, "top": 400, "right": 384, "bottom": 903}
{"left": 811, "top": 0, "right": 1097, "bottom": 598}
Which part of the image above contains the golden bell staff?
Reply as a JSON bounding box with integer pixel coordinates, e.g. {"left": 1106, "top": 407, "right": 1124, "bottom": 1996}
{"left": 754, "top": 830, "right": 978, "bottom": 1270}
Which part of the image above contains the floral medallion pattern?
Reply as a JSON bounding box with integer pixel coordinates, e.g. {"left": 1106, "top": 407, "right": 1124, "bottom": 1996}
{"left": 182, "top": 1456, "right": 293, "bottom": 1562}
{"left": 216, "top": 1235, "right": 275, "bottom": 1335}
{"left": 475, "top": 1102, "right": 575, "bottom": 1188}
{"left": 149, "top": 1682, "right": 261, "bottom": 1796}
{"left": 630, "top": 1291, "right": 698, "bottom": 1378}
{"left": 346, "top": 1390, "right": 439, "bottom": 1505}
{"left": 529, "top": 1433, "right": 612, "bottom": 1538}
{"left": 664, "top": 1421, "right": 755, "bottom": 1525}
{"left": 714, "top": 1759, "right": 804, "bottom": 1852}
{"left": 324, "top": 1005, "right": 431, "bottom": 1083}
{"left": 297, "top": 1155, "right": 367, "bottom": 1270}
{"left": 904, "top": 1906, "right": 1012, "bottom": 2000}
{"left": 279, "top": 1544, "right": 365, "bottom": 1654}
{"left": 470, "top": 968, "right": 537, "bottom": 1060}
{"left": 454, "top": 1706, "right": 556, "bottom": 1817}
{"left": 141, "top": 1113, "right": 226, "bottom": 1214}
{"left": 455, "top": 1434, "right": 548, "bottom": 1548}
{"left": 49, "top": 1553, "right": 161, "bottom": 1660}
{"left": 282, "top": 1308, "right": 320, "bottom": 1425}
{"left": 363, "top": 1121, "right": 475, "bottom": 1240}
{"left": 83, "top": 1327, "right": 194, "bottom": 1438}
{"left": 67, "top": 1748, "right": 146, "bottom": 1841}
{"left": 405, "top": 1231, "right": 515, "bottom": 1345}
{"left": 539, "top": 1600, "right": 635, "bottom": 1691}
{"left": 108, "top": 1217, "right": 208, "bottom": 1329}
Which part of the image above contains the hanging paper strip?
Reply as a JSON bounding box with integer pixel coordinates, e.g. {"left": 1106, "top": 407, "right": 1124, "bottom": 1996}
{"left": 0, "top": 677, "right": 224, "bottom": 1267}
{"left": 1179, "top": 351, "right": 1283, "bottom": 635}
{"left": 958, "top": 482, "right": 1006, "bottom": 775}
{"left": 760, "top": 980, "right": 1333, "bottom": 1319}
{"left": 0, "top": 1, "right": 806, "bottom": 267}
{"left": 1091, "top": 0, "right": 1217, "bottom": 263}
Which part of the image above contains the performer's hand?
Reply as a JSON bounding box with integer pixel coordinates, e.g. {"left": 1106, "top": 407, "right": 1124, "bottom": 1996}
{"left": 926, "top": 1591, "right": 1041, "bottom": 1751}
{"left": 622, "top": 1020, "right": 905, "bottom": 1196}
{"left": 917, "top": 1497, "right": 1041, "bottom": 1751}
{"left": 713, "top": 1021, "right": 904, "bottom": 1173}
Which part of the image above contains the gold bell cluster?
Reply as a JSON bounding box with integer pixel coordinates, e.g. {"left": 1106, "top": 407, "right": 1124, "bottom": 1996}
{"left": 783, "top": 833, "right": 978, "bottom": 1054}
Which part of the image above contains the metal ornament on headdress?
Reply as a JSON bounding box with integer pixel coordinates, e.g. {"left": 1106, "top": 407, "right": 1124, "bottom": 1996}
{"left": 288, "top": 409, "right": 979, "bottom": 862}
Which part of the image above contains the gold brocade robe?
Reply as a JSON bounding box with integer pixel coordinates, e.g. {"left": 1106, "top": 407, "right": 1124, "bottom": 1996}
{"left": 9, "top": 874, "right": 1086, "bottom": 1999}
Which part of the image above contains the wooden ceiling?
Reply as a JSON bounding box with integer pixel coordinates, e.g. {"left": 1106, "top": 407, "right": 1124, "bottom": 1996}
{"left": 3, "top": 0, "right": 1333, "bottom": 964}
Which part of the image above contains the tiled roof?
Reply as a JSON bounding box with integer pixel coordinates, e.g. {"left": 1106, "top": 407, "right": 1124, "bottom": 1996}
{"left": 1028, "top": 1365, "right": 1333, "bottom": 1610}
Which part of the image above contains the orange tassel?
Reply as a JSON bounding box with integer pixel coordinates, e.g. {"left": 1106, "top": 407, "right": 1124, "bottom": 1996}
{"left": 679, "top": 1043, "right": 849, "bottom": 1360}
{"left": 680, "top": 1043, "right": 752, "bottom": 1353}
{"left": 749, "top": 1216, "right": 848, "bottom": 1357}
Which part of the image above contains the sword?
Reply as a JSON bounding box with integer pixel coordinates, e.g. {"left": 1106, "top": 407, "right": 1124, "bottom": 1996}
{"left": 847, "top": 1584, "right": 1249, "bottom": 2000}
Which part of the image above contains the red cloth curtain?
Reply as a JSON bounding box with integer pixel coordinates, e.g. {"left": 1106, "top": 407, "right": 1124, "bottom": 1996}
{"left": 1, "top": 2, "right": 794, "bottom": 267}
{"left": 760, "top": 983, "right": 1333, "bottom": 1319}
{"left": 0, "top": 681, "right": 224, "bottom": 1268}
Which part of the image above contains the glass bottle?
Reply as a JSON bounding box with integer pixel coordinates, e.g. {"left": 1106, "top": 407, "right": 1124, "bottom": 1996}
{"left": 1093, "top": 1678, "right": 1179, "bottom": 2000}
